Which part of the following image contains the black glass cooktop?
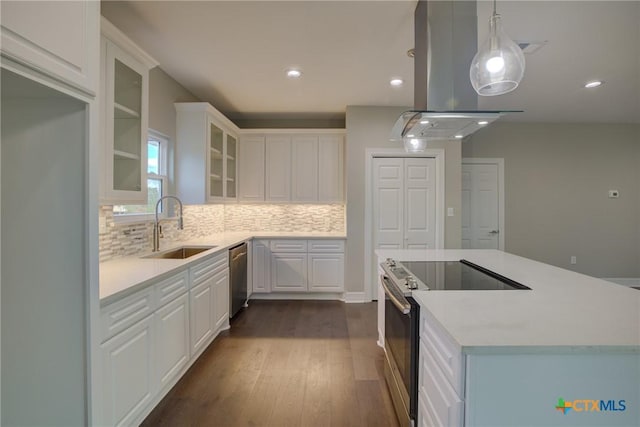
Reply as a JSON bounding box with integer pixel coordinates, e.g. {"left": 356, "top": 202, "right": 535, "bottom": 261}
{"left": 399, "top": 260, "right": 531, "bottom": 291}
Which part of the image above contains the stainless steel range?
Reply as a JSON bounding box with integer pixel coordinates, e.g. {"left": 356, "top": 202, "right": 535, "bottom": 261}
{"left": 380, "top": 258, "right": 530, "bottom": 426}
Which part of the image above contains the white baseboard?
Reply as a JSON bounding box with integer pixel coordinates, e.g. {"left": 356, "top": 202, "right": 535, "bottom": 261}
{"left": 250, "top": 292, "right": 344, "bottom": 301}
{"left": 343, "top": 291, "right": 369, "bottom": 303}
{"left": 601, "top": 277, "right": 640, "bottom": 287}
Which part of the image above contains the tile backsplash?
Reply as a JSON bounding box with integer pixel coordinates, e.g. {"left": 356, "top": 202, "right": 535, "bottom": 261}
{"left": 99, "top": 204, "right": 345, "bottom": 262}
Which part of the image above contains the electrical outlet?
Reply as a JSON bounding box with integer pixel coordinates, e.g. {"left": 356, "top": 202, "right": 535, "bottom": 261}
{"left": 570, "top": 256, "right": 577, "bottom": 265}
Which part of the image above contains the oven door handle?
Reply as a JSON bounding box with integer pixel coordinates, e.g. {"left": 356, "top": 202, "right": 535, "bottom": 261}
{"left": 380, "top": 275, "right": 411, "bottom": 314}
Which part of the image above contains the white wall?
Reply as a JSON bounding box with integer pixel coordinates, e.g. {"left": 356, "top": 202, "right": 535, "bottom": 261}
{"left": 464, "top": 122, "right": 640, "bottom": 278}
{"left": 148, "top": 67, "right": 201, "bottom": 196}
{"left": 345, "top": 106, "right": 462, "bottom": 294}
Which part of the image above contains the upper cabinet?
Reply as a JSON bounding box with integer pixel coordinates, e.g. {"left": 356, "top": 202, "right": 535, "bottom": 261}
{"left": 0, "top": 1, "right": 99, "bottom": 97}
{"left": 175, "top": 102, "right": 240, "bottom": 204}
{"left": 239, "top": 132, "right": 345, "bottom": 203}
{"left": 100, "top": 18, "right": 158, "bottom": 205}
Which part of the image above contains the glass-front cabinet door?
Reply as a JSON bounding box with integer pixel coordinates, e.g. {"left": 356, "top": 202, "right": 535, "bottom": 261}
{"left": 209, "top": 122, "right": 224, "bottom": 200}
{"left": 226, "top": 134, "right": 237, "bottom": 200}
{"left": 103, "top": 39, "right": 149, "bottom": 204}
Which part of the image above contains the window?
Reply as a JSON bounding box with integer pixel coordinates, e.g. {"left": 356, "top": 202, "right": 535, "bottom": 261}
{"left": 113, "top": 130, "right": 169, "bottom": 220}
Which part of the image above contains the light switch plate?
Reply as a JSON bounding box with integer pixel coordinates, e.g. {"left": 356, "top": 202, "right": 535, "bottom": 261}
{"left": 608, "top": 190, "right": 619, "bottom": 198}
{"left": 447, "top": 207, "right": 455, "bottom": 217}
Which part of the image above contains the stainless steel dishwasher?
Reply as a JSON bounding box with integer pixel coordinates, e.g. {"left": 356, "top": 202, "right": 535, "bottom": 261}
{"left": 229, "top": 242, "right": 247, "bottom": 318}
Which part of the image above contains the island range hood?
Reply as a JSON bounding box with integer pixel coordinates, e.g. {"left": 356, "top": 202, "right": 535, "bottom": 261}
{"left": 391, "top": 0, "right": 520, "bottom": 143}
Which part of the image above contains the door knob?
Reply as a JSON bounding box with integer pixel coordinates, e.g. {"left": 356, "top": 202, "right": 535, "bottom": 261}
{"left": 489, "top": 230, "right": 499, "bottom": 234}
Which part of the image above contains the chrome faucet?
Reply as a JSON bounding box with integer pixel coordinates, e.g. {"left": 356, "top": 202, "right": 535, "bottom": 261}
{"left": 153, "top": 195, "right": 184, "bottom": 252}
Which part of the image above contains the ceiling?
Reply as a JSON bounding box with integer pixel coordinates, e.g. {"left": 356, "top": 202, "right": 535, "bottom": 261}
{"left": 101, "top": 1, "right": 640, "bottom": 125}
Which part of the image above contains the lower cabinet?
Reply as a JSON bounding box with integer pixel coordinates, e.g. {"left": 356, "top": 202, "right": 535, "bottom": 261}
{"left": 213, "top": 269, "right": 230, "bottom": 330}
{"left": 99, "top": 250, "right": 232, "bottom": 426}
{"left": 252, "top": 239, "right": 271, "bottom": 293}
{"left": 254, "top": 239, "right": 345, "bottom": 294}
{"left": 271, "top": 253, "right": 308, "bottom": 292}
{"left": 190, "top": 277, "right": 214, "bottom": 355}
{"left": 100, "top": 315, "right": 155, "bottom": 427}
{"left": 155, "top": 293, "right": 190, "bottom": 393}
{"left": 308, "top": 253, "right": 345, "bottom": 292}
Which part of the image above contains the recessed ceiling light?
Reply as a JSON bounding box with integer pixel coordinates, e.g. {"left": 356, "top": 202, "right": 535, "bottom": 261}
{"left": 420, "top": 120, "right": 430, "bottom": 124}
{"left": 454, "top": 134, "right": 464, "bottom": 139}
{"left": 407, "top": 134, "right": 415, "bottom": 138}
{"left": 584, "top": 80, "right": 603, "bottom": 88}
{"left": 286, "top": 69, "right": 302, "bottom": 78}
{"left": 390, "top": 78, "right": 404, "bottom": 87}
{"left": 477, "top": 121, "right": 489, "bottom": 125}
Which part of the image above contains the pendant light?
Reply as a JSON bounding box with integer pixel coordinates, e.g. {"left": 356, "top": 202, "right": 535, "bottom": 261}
{"left": 403, "top": 136, "right": 428, "bottom": 153}
{"left": 470, "top": 0, "right": 525, "bottom": 96}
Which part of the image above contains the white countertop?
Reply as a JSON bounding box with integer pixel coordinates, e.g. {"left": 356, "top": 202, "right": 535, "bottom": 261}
{"left": 376, "top": 249, "right": 640, "bottom": 352}
{"left": 100, "top": 231, "right": 346, "bottom": 305}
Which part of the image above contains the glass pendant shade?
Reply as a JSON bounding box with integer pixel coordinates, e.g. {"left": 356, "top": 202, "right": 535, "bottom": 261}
{"left": 470, "top": 13, "right": 525, "bottom": 96}
{"left": 403, "top": 137, "right": 428, "bottom": 153}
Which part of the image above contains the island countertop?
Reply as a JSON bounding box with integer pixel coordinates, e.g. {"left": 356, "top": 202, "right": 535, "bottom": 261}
{"left": 376, "top": 249, "right": 640, "bottom": 352}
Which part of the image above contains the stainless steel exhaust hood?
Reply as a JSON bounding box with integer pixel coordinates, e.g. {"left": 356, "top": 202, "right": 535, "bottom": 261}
{"left": 391, "top": 0, "right": 520, "bottom": 142}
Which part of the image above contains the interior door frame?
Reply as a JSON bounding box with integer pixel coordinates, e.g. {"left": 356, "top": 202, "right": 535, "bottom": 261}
{"left": 461, "top": 157, "right": 505, "bottom": 251}
{"left": 364, "top": 148, "right": 445, "bottom": 302}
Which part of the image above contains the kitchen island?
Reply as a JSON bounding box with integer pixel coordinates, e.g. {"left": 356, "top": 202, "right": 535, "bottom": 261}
{"left": 377, "top": 249, "right": 640, "bottom": 426}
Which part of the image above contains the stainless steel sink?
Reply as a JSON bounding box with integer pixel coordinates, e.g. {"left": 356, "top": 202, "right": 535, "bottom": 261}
{"left": 143, "top": 246, "right": 216, "bottom": 260}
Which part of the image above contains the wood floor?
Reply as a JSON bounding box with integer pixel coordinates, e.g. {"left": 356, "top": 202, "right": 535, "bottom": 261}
{"left": 142, "top": 300, "right": 399, "bottom": 427}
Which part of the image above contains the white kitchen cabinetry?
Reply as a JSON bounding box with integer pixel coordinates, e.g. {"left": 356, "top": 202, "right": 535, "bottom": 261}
{"left": 252, "top": 239, "right": 271, "bottom": 293}
{"left": 271, "top": 253, "right": 308, "bottom": 292}
{"left": 100, "top": 314, "right": 155, "bottom": 427}
{"left": 308, "top": 253, "right": 344, "bottom": 292}
{"left": 417, "top": 308, "right": 465, "bottom": 427}
{"left": 238, "top": 136, "right": 265, "bottom": 202}
{"left": 175, "top": 102, "right": 240, "bottom": 204}
{"left": 155, "top": 293, "right": 189, "bottom": 393}
{"left": 291, "top": 136, "right": 319, "bottom": 201}
{"left": 239, "top": 131, "right": 344, "bottom": 203}
{"left": 99, "top": 251, "right": 231, "bottom": 425}
{"left": 190, "top": 277, "right": 214, "bottom": 355}
{"left": 0, "top": 1, "right": 99, "bottom": 96}
{"left": 100, "top": 18, "right": 157, "bottom": 205}
{"left": 265, "top": 135, "right": 292, "bottom": 201}
{"left": 318, "top": 135, "right": 345, "bottom": 202}
{"left": 255, "top": 239, "right": 344, "bottom": 295}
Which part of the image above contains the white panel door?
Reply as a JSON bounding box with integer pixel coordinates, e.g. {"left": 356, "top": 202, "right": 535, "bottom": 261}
{"left": 238, "top": 136, "right": 265, "bottom": 201}
{"left": 271, "top": 253, "right": 308, "bottom": 292}
{"left": 252, "top": 240, "right": 271, "bottom": 293}
{"left": 1, "top": 1, "right": 99, "bottom": 95}
{"left": 291, "top": 135, "right": 319, "bottom": 201}
{"left": 404, "top": 158, "right": 437, "bottom": 249}
{"left": 100, "top": 315, "right": 155, "bottom": 426}
{"left": 155, "top": 293, "right": 189, "bottom": 393}
{"left": 189, "top": 278, "right": 214, "bottom": 355}
{"left": 265, "top": 135, "right": 291, "bottom": 201}
{"left": 318, "top": 135, "right": 344, "bottom": 202}
{"left": 308, "top": 253, "right": 344, "bottom": 292}
{"left": 461, "top": 163, "right": 500, "bottom": 249}
{"left": 373, "top": 158, "right": 404, "bottom": 249}
{"left": 212, "top": 269, "right": 230, "bottom": 331}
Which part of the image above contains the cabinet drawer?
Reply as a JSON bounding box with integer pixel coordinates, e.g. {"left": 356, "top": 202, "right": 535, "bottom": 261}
{"left": 307, "top": 239, "right": 345, "bottom": 253}
{"left": 101, "top": 287, "right": 154, "bottom": 342}
{"left": 191, "top": 251, "right": 227, "bottom": 285}
{"left": 419, "top": 339, "right": 463, "bottom": 427}
{"left": 155, "top": 270, "right": 189, "bottom": 308}
{"left": 420, "top": 309, "right": 464, "bottom": 396}
{"left": 269, "top": 240, "right": 307, "bottom": 252}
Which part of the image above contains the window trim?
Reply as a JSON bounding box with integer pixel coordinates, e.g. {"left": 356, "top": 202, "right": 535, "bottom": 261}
{"left": 113, "top": 129, "right": 171, "bottom": 224}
